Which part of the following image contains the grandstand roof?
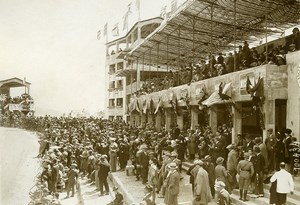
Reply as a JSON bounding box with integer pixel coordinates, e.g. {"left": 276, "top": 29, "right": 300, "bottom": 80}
{"left": 128, "top": 0, "right": 300, "bottom": 66}
{"left": 0, "top": 77, "right": 31, "bottom": 88}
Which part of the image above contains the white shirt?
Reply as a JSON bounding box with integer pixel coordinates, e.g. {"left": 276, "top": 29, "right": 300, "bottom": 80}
{"left": 270, "top": 169, "right": 294, "bottom": 193}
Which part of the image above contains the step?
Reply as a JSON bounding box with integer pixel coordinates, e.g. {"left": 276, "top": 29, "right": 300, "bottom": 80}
{"left": 230, "top": 193, "right": 258, "bottom": 205}
{"left": 232, "top": 189, "right": 299, "bottom": 205}
{"left": 263, "top": 183, "right": 300, "bottom": 201}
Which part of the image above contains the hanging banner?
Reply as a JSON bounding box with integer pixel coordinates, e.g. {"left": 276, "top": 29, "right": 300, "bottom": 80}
{"left": 240, "top": 73, "right": 255, "bottom": 95}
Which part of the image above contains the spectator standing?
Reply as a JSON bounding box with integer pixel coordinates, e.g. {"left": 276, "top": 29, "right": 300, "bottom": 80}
{"left": 283, "top": 129, "right": 293, "bottom": 172}
{"left": 270, "top": 162, "right": 294, "bottom": 205}
{"left": 139, "top": 144, "right": 150, "bottom": 184}
{"left": 66, "top": 164, "right": 78, "bottom": 198}
{"left": 109, "top": 138, "right": 119, "bottom": 172}
{"left": 265, "top": 128, "right": 276, "bottom": 172}
{"left": 98, "top": 155, "right": 110, "bottom": 196}
{"left": 253, "top": 146, "right": 265, "bottom": 197}
{"left": 226, "top": 144, "right": 238, "bottom": 191}
{"left": 194, "top": 160, "right": 212, "bottom": 205}
{"left": 204, "top": 155, "right": 216, "bottom": 199}
{"left": 215, "top": 157, "right": 230, "bottom": 194}
{"left": 164, "top": 162, "right": 180, "bottom": 205}
{"left": 237, "top": 153, "right": 254, "bottom": 201}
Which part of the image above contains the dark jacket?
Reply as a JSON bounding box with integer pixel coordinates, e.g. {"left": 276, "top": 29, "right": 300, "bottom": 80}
{"left": 98, "top": 162, "right": 110, "bottom": 179}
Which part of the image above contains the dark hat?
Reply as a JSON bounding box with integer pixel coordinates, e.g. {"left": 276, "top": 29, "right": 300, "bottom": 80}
{"left": 112, "top": 186, "right": 118, "bottom": 191}
{"left": 145, "top": 184, "right": 153, "bottom": 192}
{"left": 284, "top": 129, "right": 292, "bottom": 135}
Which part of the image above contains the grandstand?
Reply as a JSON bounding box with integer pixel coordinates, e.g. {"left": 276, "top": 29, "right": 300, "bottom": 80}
{"left": 0, "top": 77, "right": 34, "bottom": 117}
{"left": 106, "top": 0, "right": 299, "bottom": 141}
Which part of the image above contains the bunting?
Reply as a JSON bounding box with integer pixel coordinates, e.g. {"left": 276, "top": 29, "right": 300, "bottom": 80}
{"left": 149, "top": 98, "right": 155, "bottom": 115}
{"left": 199, "top": 82, "right": 232, "bottom": 110}
{"left": 169, "top": 92, "right": 178, "bottom": 115}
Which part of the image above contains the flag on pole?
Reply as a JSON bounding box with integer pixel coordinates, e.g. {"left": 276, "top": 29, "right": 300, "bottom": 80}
{"left": 123, "top": 3, "right": 132, "bottom": 31}
{"left": 112, "top": 23, "right": 119, "bottom": 36}
{"left": 103, "top": 23, "right": 108, "bottom": 37}
{"left": 171, "top": 0, "right": 178, "bottom": 13}
{"left": 97, "top": 30, "right": 101, "bottom": 40}
{"left": 160, "top": 5, "right": 167, "bottom": 19}
{"left": 135, "top": 0, "right": 141, "bottom": 21}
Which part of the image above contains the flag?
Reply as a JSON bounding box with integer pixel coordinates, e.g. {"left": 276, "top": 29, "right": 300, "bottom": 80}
{"left": 112, "top": 23, "right": 119, "bottom": 36}
{"left": 23, "top": 77, "right": 26, "bottom": 85}
{"left": 160, "top": 5, "right": 167, "bottom": 19}
{"left": 103, "top": 23, "right": 108, "bottom": 37}
{"left": 200, "top": 82, "right": 231, "bottom": 109}
{"left": 154, "top": 98, "right": 162, "bottom": 114}
{"left": 171, "top": 0, "right": 178, "bottom": 13}
{"left": 123, "top": 3, "right": 132, "bottom": 31}
{"left": 246, "top": 76, "right": 263, "bottom": 97}
{"left": 97, "top": 30, "right": 101, "bottom": 40}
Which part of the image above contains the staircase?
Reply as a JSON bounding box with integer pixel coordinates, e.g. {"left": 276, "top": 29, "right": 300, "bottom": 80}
{"left": 182, "top": 161, "right": 300, "bottom": 205}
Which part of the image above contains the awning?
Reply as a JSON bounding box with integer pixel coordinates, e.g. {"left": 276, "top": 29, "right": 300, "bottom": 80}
{"left": 127, "top": 0, "right": 300, "bottom": 66}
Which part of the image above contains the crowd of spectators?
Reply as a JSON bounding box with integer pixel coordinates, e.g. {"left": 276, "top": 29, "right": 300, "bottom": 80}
{"left": 0, "top": 113, "right": 298, "bottom": 204}
{"left": 133, "top": 27, "right": 300, "bottom": 96}
{"left": 1, "top": 93, "right": 33, "bottom": 105}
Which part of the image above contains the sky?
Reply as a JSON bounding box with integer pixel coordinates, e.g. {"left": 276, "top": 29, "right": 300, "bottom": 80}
{"left": 0, "top": 0, "right": 165, "bottom": 116}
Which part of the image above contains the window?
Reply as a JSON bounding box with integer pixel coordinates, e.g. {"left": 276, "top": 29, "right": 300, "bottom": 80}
{"left": 117, "top": 62, "right": 124, "bottom": 70}
{"left": 109, "top": 99, "right": 115, "bottom": 107}
{"left": 116, "top": 98, "right": 123, "bottom": 107}
{"left": 109, "top": 64, "right": 116, "bottom": 74}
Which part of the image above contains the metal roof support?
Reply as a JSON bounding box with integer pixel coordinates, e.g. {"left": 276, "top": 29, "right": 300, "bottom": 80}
{"left": 192, "top": 16, "right": 195, "bottom": 83}
{"left": 210, "top": 3, "right": 214, "bottom": 71}
{"left": 178, "top": 27, "right": 181, "bottom": 85}
{"left": 142, "top": 54, "right": 145, "bottom": 82}
{"left": 264, "top": 1, "right": 268, "bottom": 61}
{"left": 233, "top": 0, "right": 237, "bottom": 71}
{"left": 149, "top": 48, "right": 152, "bottom": 80}
{"left": 167, "top": 35, "right": 169, "bottom": 73}
{"left": 157, "top": 43, "right": 160, "bottom": 78}
{"left": 136, "top": 57, "right": 140, "bottom": 90}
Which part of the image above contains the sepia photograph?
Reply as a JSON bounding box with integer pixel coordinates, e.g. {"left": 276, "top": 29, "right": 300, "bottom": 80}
{"left": 1, "top": 0, "right": 300, "bottom": 205}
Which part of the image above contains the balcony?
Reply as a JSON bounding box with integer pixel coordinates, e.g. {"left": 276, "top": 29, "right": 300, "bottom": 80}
{"left": 132, "top": 64, "right": 288, "bottom": 107}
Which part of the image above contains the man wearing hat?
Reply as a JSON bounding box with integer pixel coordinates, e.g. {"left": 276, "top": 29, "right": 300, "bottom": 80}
{"left": 109, "top": 138, "right": 119, "bottom": 172}
{"left": 98, "top": 155, "right": 110, "bottom": 196}
{"left": 265, "top": 128, "right": 276, "bottom": 172}
{"left": 164, "top": 162, "right": 180, "bottom": 205}
{"left": 194, "top": 160, "right": 212, "bottom": 204}
{"left": 215, "top": 181, "right": 231, "bottom": 205}
{"left": 203, "top": 155, "right": 216, "bottom": 199}
{"left": 283, "top": 129, "right": 293, "bottom": 172}
{"left": 226, "top": 144, "right": 238, "bottom": 191}
{"left": 65, "top": 163, "right": 78, "bottom": 198}
{"left": 186, "top": 159, "right": 202, "bottom": 194}
{"left": 139, "top": 144, "right": 149, "bottom": 184}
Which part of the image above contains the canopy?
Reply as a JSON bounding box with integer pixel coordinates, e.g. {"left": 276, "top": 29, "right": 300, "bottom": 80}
{"left": 128, "top": 0, "right": 300, "bottom": 66}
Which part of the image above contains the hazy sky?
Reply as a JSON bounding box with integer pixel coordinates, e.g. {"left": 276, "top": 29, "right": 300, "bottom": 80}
{"left": 0, "top": 0, "right": 164, "bottom": 116}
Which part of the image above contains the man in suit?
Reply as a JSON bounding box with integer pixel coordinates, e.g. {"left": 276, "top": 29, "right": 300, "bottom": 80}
{"left": 164, "top": 162, "right": 180, "bottom": 205}
{"left": 253, "top": 146, "right": 265, "bottom": 197}
{"left": 194, "top": 160, "right": 212, "bottom": 204}
{"left": 139, "top": 144, "right": 149, "bottom": 184}
{"left": 98, "top": 155, "right": 110, "bottom": 196}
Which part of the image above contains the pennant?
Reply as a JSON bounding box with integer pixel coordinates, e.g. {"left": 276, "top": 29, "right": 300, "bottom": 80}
{"left": 112, "top": 23, "right": 119, "bottom": 36}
